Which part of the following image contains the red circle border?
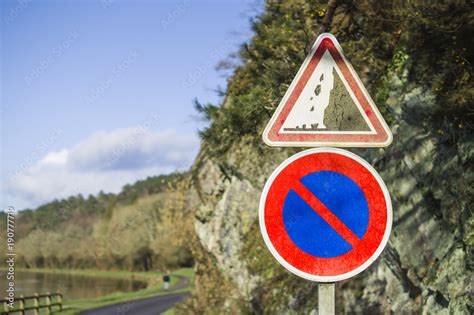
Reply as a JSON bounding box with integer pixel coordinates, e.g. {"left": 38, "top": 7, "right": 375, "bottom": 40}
{"left": 262, "top": 150, "right": 389, "bottom": 278}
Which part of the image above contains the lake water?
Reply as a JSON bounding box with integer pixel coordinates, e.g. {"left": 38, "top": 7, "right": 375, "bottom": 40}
{"left": 1, "top": 270, "right": 147, "bottom": 300}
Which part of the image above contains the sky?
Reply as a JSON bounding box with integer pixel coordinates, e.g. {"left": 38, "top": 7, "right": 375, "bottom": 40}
{"left": 1, "top": 0, "right": 263, "bottom": 210}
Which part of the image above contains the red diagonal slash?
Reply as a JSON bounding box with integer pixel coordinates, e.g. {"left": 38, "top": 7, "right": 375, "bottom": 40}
{"left": 292, "top": 180, "right": 361, "bottom": 247}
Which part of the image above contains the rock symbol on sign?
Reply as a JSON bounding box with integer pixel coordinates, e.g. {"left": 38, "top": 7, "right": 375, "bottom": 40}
{"left": 262, "top": 33, "right": 393, "bottom": 148}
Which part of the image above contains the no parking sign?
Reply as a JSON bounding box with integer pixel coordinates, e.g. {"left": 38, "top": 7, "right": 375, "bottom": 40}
{"left": 259, "top": 148, "right": 392, "bottom": 282}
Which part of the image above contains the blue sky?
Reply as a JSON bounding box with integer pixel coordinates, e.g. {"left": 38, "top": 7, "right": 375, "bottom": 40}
{"left": 1, "top": 0, "right": 262, "bottom": 209}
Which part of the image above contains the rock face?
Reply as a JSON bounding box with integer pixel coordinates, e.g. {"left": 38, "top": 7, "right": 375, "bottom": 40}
{"left": 178, "top": 1, "right": 473, "bottom": 314}
{"left": 193, "top": 159, "right": 260, "bottom": 297}
{"left": 338, "top": 64, "right": 472, "bottom": 314}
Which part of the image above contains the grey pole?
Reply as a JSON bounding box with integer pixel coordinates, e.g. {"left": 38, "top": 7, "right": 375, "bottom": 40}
{"left": 318, "top": 283, "right": 335, "bottom": 315}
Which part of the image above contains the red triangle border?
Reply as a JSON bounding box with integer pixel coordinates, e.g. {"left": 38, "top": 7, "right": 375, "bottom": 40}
{"left": 263, "top": 33, "right": 392, "bottom": 147}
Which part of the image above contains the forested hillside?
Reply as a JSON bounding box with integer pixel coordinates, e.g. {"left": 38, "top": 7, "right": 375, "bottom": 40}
{"left": 0, "top": 172, "right": 193, "bottom": 271}
{"left": 178, "top": 0, "right": 473, "bottom": 314}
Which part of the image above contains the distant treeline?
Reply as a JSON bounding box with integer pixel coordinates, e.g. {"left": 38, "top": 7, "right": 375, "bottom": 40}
{"left": 0, "top": 172, "right": 193, "bottom": 271}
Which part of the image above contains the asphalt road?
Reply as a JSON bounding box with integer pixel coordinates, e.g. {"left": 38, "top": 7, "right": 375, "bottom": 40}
{"left": 79, "top": 292, "right": 190, "bottom": 315}
{"left": 78, "top": 275, "right": 191, "bottom": 315}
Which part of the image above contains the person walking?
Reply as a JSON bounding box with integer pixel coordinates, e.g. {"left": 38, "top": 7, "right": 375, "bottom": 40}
{"left": 163, "top": 271, "right": 171, "bottom": 291}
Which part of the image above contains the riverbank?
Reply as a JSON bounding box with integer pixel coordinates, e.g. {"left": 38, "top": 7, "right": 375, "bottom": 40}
{"left": 9, "top": 267, "right": 194, "bottom": 315}
{"left": 14, "top": 267, "right": 163, "bottom": 285}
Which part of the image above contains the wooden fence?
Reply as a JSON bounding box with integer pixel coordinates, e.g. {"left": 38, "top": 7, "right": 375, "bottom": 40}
{"left": 1, "top": 292, "right": 62, "bottom": 315}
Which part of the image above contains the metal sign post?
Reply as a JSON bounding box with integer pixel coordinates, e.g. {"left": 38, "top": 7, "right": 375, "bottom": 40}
{"left": 318, "top": 283, "right": 335, "bottom": 315}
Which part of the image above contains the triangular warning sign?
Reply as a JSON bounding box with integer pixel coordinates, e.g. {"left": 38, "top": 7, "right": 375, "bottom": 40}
{"left": 263, "top": 33, "right": 392, "bottom": 147}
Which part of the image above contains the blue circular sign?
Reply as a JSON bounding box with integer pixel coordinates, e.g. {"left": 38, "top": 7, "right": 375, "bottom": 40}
{"left": 283, "top": 171, "right": 369, "bottom": 258}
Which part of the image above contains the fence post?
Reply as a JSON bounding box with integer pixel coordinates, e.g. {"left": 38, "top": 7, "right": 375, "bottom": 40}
{"left": 45, "top": 292, "right": 52, "bottom": 314}
{"left": 58, "top": 293, "right": 63, "bottom": 311}
{"left": 19, "top": 295, "right": 25, "bottom": 315}
{"left": 3, "top": 300, "right": 9, "bottom": 315}
{"left": 33, "top": 293, "right": 39, "bottom": 315}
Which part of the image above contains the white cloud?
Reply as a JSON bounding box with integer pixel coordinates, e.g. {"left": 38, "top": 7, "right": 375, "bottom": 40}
{"left": 3, "top": 128, "right": 199, "bottom": 209}
{"left": 40, "top": 150, "right": 69, "bottom": 165}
